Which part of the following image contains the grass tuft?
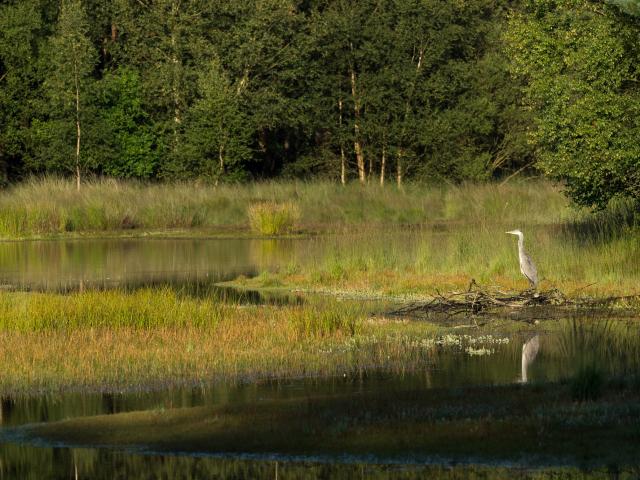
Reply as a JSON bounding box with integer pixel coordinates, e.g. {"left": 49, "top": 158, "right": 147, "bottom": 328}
{"left": 247, "top": 201, "right": 300, "bottom": 235}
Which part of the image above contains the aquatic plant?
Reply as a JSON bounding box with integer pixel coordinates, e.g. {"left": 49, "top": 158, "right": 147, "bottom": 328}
{"left": 247, "top": 201, "right": 300, "bottom": 235}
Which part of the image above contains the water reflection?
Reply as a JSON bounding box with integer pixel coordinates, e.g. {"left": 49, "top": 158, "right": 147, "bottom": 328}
{"left": 520, "top": 335, "right": 540, "bottom": 383}
{"left": 0, "top": 314, "right": 639, "bottom": 476}
{"left": 1, "top": 444, "right": 614, "bottom": 480}
{"left": 0, "top": 237, "right": 316, "bottom": 293}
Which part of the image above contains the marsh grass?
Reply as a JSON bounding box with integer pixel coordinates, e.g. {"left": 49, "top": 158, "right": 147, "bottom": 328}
{"left": 247, "top": 201, "right": 300, "bottom": 235}
{"left": 238, "top": 194, "right": 640, "bottom": 298}
{"left": 0, "top": 289, "right": 453, "bottom": 393}
{"left": 240, "top": 226, "right": 640, "bottom": 299}
{"left": 0, "top": 177, "right": 570, "bottom": 238}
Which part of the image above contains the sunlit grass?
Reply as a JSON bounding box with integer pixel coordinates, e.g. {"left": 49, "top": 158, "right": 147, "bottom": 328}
{"left": 238, "top": 225, "right": 640, "bottom": 296}
{"left": 236, "top": 198, "right": 640, "bottom": 298}
{"left": 0, "top": 288, "right": 638, "bottom": 396}
{"left": 0, "top": 289, "right": 454, "bottom": 394}
{"left": 247, "top": 201, "right": 300, "bottom": 235}
{"left": 0, "top": 177, "right": 572, "bottom": 238}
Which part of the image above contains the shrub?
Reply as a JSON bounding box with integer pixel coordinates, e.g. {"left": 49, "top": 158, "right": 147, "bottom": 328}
{"left": 247, "top": 201, "right": 300, "bottom": 235}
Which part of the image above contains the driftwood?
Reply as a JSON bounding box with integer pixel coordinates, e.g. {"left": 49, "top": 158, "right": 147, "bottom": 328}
{"left": 386, "top": 280, "right": 640, "bottom": 321}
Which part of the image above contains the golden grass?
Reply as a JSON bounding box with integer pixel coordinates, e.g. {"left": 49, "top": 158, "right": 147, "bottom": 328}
{"left": 0, "top": 289, "right": 456, "bottom": 394}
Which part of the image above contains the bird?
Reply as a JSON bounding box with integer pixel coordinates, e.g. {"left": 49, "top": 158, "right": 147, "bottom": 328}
{"left": 506, "top": 229, "right": 538, "bottom": 289}
{"left": 520, "top": 334, "right": 540, "bottom": 383}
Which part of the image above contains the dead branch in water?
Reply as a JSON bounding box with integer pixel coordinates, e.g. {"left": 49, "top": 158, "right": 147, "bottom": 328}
{"left": 386, "top": 279, "right": 640, "bottom": 320}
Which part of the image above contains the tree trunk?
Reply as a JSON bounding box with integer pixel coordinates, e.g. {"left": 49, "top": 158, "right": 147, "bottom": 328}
{"left": 396, "top": 47, "right": 423, "bottom": 189}
{"left": 338, "top": 98, "right": 346, "bottom": 185}
{"left": 340, "top": 146, "right": 346, "bottom": 185}
{"left": 380, "top": 144, "right": 386, "bottom": 186}
{"left": 215, "top": 143, "right": 224, "bottom": 186}
{"left": 73, "top": 47, "right": 81, "bottom": 191}
{"left": 349, "top": 67, "right": 365, "bottom": 184}
{"left": 170, "top": 1, "right": 182, "bottom": 151}
{"left": 258, "top": 129, "right": 268, "bottom": 153}
{"left": 396, "top": 149, "right": 403, "bottom": 188}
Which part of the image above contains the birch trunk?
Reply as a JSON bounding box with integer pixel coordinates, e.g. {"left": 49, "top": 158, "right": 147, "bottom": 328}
{"left": 350, "top": 67, "right": 365, "bottom": 184}
{"left": 396, "top": 149, "right": 403, "bottom": 188}
{"left": 380, "top": 144, "right": 386, "bottom": 186}
{"left": 215, "top": 143, "right": 225, "bottom": 186}
{"left": 396, "top": 48, "right": 424, "bottom": 189}
{"left": 73, "top": 45, "right": 81, "bottom": 191}
{"left": 170, "top": 1, "right": 181, "bottom": 151}
{"left": 338, "top": 98, "right": 346, "bottom": 185}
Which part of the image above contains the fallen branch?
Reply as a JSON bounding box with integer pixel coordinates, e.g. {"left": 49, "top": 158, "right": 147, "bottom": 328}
{"left": 386, "top": 280, "right": 639, "bottom": 319}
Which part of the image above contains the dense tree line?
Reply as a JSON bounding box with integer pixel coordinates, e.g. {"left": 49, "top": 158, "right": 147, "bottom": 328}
{"left": 0, "top": 0, "right": 639, "bottom": 207}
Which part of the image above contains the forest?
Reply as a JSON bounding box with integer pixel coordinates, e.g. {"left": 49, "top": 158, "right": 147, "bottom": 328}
{"left": 1, "top": 0, "right": 639, "bottom": 208}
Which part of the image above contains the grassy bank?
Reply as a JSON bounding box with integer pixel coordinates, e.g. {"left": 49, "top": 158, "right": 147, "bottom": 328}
{"left": 0, "top": 177, "right": 574, "bottom": 238}
{"left": 231, "top": 213, "right": 640, "bottom": 299}
{"left": 0, "top": 288, "right": 638, "bottom": 395}
{"left": 0, "top": 288, "right": 477, "bottom": 394}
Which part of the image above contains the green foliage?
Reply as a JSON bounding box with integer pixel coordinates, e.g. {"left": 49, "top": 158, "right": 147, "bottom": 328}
{"left": 180, "top": 60, "right": 252, "bottom": 181}
{"left": 97, "top": 69, "right": 158, "bottom": 178}
{"left": 0, "top": 0, "right": 533, "bottom": 186}
{"left": 505, "top": 0, "right": 640, "bottom": 208}
{"left": 247, "top": 201, "right": 300, "bottom": 235}
{"left": 27, "top": 0, "right": 97, "bottom": 179}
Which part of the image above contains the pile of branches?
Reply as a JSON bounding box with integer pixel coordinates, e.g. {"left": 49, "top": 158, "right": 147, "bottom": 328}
{"left": 386, "top": 280, "right": 638, "bottom": 320}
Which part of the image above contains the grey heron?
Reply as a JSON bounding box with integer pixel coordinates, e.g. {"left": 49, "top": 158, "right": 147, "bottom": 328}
{"left": 506, "top": 229, "right": 538, "bottom": 289}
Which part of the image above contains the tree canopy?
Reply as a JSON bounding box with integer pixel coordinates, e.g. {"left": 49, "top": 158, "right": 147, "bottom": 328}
{"left": 0, "top": 0, "right": 639, "bottom": 207}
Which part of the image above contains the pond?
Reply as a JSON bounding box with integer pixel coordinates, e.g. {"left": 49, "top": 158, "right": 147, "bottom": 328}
{"left": 0, "top": 236, "right": 638, "bottom": 478}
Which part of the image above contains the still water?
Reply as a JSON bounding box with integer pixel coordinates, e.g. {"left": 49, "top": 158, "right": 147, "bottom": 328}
{"left": 0, "top": 237, "right": 637, "bottom": 478}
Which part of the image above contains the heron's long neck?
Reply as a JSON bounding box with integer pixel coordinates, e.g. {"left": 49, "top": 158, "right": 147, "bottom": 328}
{"left": 517, "top": 235, "right": 524, "bottom": 254}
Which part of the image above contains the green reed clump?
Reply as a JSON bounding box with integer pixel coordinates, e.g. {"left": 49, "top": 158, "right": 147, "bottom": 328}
{"left": 0, "top": 288, "right": 223, "bottom": 331}
{"left": 571, "top": 364, "right": 604, "bottom": 401}
{"left": 247, "top": 201, "right": 301, "bottom": 235}
{"left": 288, "top": 303, "right": 362, "bottom": 338}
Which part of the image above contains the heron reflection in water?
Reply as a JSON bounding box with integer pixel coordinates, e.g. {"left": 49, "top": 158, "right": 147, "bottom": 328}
{"left": 521, "top": 335, "right": 540, "bottom": 383}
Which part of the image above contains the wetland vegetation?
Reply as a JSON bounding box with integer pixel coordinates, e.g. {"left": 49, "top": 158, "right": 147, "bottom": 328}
{"left": 2, "top": 0, "right": 640, "bottom": 475}
{"left": 0, "top": 184, "right": 638, "bottom": 476}
{"left": 0, "top": 178, "right": 575, "bottom": 238}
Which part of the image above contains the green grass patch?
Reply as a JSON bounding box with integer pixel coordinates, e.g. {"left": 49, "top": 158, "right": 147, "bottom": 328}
{"left": 0, "top": 177, "right": 573, "bottom": 238}
{"left": 247, "top": 201, "right": 300, "bottom": 235}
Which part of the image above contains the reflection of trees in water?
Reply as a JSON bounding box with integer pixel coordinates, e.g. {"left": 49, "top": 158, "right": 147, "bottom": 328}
{"left": 521, "top": 335, "right": 539, "bottom": 383}
{"left": 0, "top": 443, "right": 583, "bottom": 479}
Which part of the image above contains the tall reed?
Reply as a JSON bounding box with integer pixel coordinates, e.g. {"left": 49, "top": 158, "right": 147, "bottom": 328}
{"left": 0, "top": 177, "right": 570, "bottom": 237}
